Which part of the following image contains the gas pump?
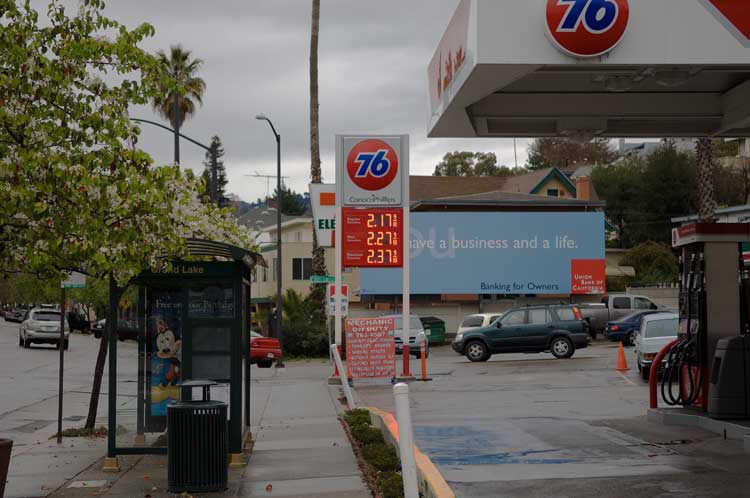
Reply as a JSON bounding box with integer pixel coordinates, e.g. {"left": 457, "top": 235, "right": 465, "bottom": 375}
{"left": 665, "top": 223, "right": 750, "bottom": 417}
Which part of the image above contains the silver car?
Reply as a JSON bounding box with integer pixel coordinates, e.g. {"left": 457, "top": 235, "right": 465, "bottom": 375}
{"left": 19, "top": 308, "right": 70, "bottom": 350}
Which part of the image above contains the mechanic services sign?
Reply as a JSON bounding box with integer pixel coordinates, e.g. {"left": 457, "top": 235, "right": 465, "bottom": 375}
{"left": 359, "top": 212, "right": 605, "bottom": 295}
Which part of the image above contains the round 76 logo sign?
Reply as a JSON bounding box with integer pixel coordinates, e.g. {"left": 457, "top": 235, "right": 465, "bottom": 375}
{"left": 546, "top": 0, "right": 630, "bottom": 58}
{"left": 340, "top": 136, "right": 406, "bottom": 206}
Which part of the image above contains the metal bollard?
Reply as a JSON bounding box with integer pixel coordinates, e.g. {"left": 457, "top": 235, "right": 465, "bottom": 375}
{"left": 393, "top": 383, "right": 419, "bottom": 498}
{"left": 331, "top": 344, "right": 355, "bottom": 410}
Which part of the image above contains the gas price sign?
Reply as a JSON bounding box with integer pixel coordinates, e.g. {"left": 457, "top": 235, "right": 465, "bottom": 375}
{"left": 342, "top": 207, "right": 403, "bottom": 268}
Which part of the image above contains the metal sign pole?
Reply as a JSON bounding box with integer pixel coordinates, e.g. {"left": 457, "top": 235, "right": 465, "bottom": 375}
{"left": 401, "top": 136, "right": 411, "bottom": 378}
{"left": 334, "top": 136, "right": 343, "bottom": 355}
{"left": 57, "top": 285, "right": 66, "bottom": 444}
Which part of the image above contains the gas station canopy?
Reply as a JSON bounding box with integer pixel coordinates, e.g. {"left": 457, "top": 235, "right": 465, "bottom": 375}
{"left": 428, "top": 0, "right": 750, "bottom": 139}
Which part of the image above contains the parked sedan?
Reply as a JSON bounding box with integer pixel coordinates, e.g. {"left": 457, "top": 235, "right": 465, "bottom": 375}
{"left": 604, "top": 310, "right": 667, "bottom": 346}
{"left": 19, "top": 308, "right": 70, "bottom": 349}
{"left": 634, "top": 312, "right": 678, "bottom": 380}
{"left": 5, "top": 309, "right": 28, "bottom": 323}
{"left": 66, "top": 312, "right": 91, "bottom": 334}
{"left": 452, "top": 305, "right": 590, "bottom": 361}
{"left": 92, "top": 318, "right": 139, "bottom": 340}
{"left": 250, "top": 331, "right": 282, "bottom": 368}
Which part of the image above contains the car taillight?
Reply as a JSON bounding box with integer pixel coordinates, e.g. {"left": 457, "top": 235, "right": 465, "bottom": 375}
{"left": 573, "top": 306, "right": 582, "bottom": 320}
{"left": 610, "top": 324, "right": 619, "bottom": 331}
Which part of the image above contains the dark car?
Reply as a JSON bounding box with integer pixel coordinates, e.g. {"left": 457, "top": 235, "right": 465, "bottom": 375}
{"left": 92, "top": 318, "right": 139, "bottom": 340}
{"left": 66, "top": 312, "right": 91, "bottom": 334}
{"left": 452, "top": 305, "right": 590, "bottom": 362}
{"left": 5, "top": 309, "right": 28, "bottom": 323}
{"left": 604, "top": 310, "right": 666, "bottom": 346}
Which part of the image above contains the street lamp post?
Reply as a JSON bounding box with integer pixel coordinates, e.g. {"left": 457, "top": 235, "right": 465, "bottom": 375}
{"left": 255, "top": 113, "right": 284, "bottom": 368}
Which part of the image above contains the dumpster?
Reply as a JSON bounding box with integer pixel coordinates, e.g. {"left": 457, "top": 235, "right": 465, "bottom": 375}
{"left": 420, "top": 317, "right": 446, "bottom": 346}
{"left": 167, "top": 381, "right": 228, "bottom": 493}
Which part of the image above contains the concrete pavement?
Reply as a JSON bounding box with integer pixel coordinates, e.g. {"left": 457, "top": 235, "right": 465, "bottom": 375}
{"left": 355, "top": 342, "right": 750, "bottom": 498}
{"left": 40, "top": 359, "right": 367, "bottom": 498}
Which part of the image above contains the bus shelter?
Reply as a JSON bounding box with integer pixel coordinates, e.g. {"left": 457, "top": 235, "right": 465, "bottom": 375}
{"left": 104, "top": 239, "right": 265, "bottom": 469}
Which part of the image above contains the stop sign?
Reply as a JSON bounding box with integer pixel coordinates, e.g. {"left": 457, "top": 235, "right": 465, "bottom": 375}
{"left": 702, "top": 0, "right": 750, "bottom": 46}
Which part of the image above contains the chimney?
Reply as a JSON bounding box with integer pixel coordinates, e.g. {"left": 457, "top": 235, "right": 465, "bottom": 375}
{"left": 575, "top": 176, "right": 591, "bottom": 201}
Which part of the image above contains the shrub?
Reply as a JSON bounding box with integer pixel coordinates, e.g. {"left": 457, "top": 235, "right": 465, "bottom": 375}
{"left": 351, "top": 424, "right": 385, "bottom": 447}
{"left": 363, "top": 442, "right": 400, "bottom": 472}
{"left": 379, "top": 471, "right": 404, "bottom": 498}
{"left": 343, "top": 409, "right": 372, "bottom": 428}
{"left": 280, "top": 289, "right": 329, "bottom": 357}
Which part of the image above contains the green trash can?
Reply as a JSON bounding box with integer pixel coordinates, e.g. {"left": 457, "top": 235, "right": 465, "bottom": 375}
{"left": 167, "top": 381, "right": 228, "bottom": 493}
{"left": 420, "top": 317, "right": 446, "bottom": 346}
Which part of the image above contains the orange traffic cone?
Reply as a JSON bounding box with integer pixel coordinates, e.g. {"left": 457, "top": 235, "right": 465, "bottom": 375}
{"left": 616, "top": 342, "right": 629, "bottom": 372}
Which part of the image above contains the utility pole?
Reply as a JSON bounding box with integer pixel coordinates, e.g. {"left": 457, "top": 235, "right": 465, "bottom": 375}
{"left": 173, "top": 71, "right": 180, "bottom": 165}
{"left": 211, "top": 142, "right": 219, "bottom": 204}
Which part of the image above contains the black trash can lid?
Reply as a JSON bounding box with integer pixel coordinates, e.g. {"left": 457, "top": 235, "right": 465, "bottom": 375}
{"left": 167, "top": 400, "right": 227, "bottom": 410}
{"left": 181, "top": 379, "right": 218, "bottom": 388}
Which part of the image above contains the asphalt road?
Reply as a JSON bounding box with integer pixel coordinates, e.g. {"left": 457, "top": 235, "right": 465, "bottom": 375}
{"left": 356, "top": 341, "right": 750, "bottom": 498}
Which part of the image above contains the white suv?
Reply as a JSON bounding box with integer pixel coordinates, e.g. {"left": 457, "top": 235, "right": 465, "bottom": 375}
{"left": 19, "top": 308, "right": 70, "bottom": 350}
{"left": 634, "top": 312, "right": 678, "bottom": 380}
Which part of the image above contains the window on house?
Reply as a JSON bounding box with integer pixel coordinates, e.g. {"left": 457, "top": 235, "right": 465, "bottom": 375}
{"left": 292, "top": 258, "right": 313, "bottom": 280}
{"left": 547, "top": 189, "right": 559, "bottom": 197}
{"left": 272, "top": 258, "right": 278, "bottom": 282}
{"left": 262, "top": 267, "right": 268, "bottom": 282}
{"left": 295, "top": 231, "right": 302, "bottom": 242}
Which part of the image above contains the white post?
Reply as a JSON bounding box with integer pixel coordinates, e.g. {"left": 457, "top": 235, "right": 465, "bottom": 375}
{"left": 335, "top": 136, "right": 343, "bottom": 349}
{"left": 401, "top": 136, "right": 411, "bottom": 377}
{"left": 393, "top": 383, "right": 419, "bottom": 498}
{"left": 331, "top": 345, "right": 355, "bottom": 409}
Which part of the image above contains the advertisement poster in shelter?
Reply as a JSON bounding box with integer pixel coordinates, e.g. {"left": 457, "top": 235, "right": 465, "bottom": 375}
{"left": 145, "top": 289, "right": 183, "bottom": 432}
{"left": 345, "top": 317, "right": 396, "bottom": 379}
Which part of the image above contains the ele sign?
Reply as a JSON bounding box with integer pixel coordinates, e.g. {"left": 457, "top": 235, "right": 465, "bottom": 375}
{"left": 545, "top": 0, "right": 630, "bottom": 58}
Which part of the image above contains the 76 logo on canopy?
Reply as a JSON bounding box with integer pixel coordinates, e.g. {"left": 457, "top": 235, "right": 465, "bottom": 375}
{"left": 546, "top": 0, "right": 630, "bottom": 58}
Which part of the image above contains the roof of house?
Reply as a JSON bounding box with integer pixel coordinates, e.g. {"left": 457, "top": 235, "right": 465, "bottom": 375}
{"left": 410, "top": 175, "right": 511, "bottom": 201}
{"left": 237, "top": 205, "right": 308, "bottom": 230}
{"left": 413, "top": 189, "right": 605, "bottom": 211}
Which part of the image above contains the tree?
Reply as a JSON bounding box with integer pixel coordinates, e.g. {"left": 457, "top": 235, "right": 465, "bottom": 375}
{"left": 526, "top": 138, "right": 616, "bottom": 170}
{"left": 270, "top": 185, "right": 307, "bottom": 216}
{"left": 201, "top": 135, "right": 230, "bottom": 207}
{"left": 433, "top": 151, "right": 522, "bottom": 177}
{"left": 621, "top": 242, "right": 678, "bottom": 285}
{"left": 592, "top": 158, "right": 644, "bottom": 247}
{"left": 0, "top": 1, "right": 255, "bottom": 430}
{"left": 309, "top": 0, "right": 328, "bottom": 280}
{"left": 696, "top": 138, "right": 718, "bottom": 222}
{"left": 151, "top": 45, "right": 206, "bottom": 130}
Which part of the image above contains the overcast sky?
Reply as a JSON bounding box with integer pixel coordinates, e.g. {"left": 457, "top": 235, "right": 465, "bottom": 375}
{"left": 54, "top": 1, "right": 532, "bottom": 203}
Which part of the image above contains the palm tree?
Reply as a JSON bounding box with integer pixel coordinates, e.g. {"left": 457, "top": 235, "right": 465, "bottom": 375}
{"left": 309, "top": 0, "right": 327, "bottom": 278}
{"left": 696, "top": 137, "right": 718, "bottom": 222}
{"left": 151, "top": 45, "right": 206, "bottom": 163}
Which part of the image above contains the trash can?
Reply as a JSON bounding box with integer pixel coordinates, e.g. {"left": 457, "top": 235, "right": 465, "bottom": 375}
{"left": 167, "top": 381, "right": 228, "bottom": 493}
{"left": 420, "top": 317, "right": 446, "bottom": 346}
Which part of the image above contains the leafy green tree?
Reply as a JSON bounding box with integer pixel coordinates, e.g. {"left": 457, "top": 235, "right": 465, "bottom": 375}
{"left": 526, "top": 138, "right": 616, "bottom": 170}
{"left": 0, "top": 1, "right": 255, "bottom": 430}
{"left": 201, "top": 135, "right": 230, "bottom": 207}
{"left": 621, "top": 242, "right": 678, "bottom": 285}
{"left": 151, "top": 45, "right": 206, "bottom": 130}
{"left": 592, "top": 158, "right": 643, "bottom": 247}
{"left": 270, "top": 185, "right": 307, "bottom": 216}
{"left": 433, "top": 151, "right": 521, "bottom": 177}
{"left": 280, "top": 289, "right": 328, "bottom": 357}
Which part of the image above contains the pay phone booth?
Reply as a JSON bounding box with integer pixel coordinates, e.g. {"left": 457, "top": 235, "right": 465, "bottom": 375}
{"left": 670, "top": 224, "right": 750, "bottom": 419}
{"left": 104, "top": 240, "right": 265, "bottom": 471}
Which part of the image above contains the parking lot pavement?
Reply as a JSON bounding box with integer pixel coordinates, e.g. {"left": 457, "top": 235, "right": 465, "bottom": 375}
{"left": 354, "top": 342, "right": 750, "bottom": 498}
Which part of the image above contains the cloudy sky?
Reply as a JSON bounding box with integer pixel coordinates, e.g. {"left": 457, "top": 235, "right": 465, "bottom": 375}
{"left": 55, "top": 1, "right": 532, "bottom": 203}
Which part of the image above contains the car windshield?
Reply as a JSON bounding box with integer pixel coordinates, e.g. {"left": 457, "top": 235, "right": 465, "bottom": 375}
{"left": 621, "top": 311, "right": 646, "bottom": 323}
{"left": 644, "top": 318, "right": 678, "bottom": 338}
{"left": 250, "top": 331, "right": 263, "bottom": 338}
{"left": 461, "top": 315, "right": 484, "bottom": 328}
{"left": 33, "top": 311, "right": 60, "bottom": 322}
{"left": 392, "top": 316, "right": 423, "bottom": 330}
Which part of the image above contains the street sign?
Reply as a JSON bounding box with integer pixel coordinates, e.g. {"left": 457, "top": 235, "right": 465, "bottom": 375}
{"left": 327, "top": 284, "right": 349, "bottom": 316}
{"left": 311, "top": 275, "right": 338, "bottom": 284}
{"left": 309, "top": 183, "right": 336, "bottom": 247}
{"left": 545, "top": 0, "right": 630, "bottom": 58}
{"left": 342, "top": 207, "right": 403, "bottom": 268}
{"left": 342, "top": 136, "right": 406, "bottom": 206}
{"left": 62, "top": 272, "right": 86, "bottom": 289}
{"left": 345, "top": 317, "right": 396, "bottom": 379}
{"left": 701, "top": 0, "right": 750, "bottom": 47}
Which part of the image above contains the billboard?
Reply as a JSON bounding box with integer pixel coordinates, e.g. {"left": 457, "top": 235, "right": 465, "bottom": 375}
{"left": 360, "top": 212, "right": 605, "bottom": 295}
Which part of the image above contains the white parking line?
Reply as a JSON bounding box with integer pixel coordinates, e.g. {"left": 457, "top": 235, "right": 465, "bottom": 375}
{"left": 617, "top": 371, "right": 637, "bottom": 386}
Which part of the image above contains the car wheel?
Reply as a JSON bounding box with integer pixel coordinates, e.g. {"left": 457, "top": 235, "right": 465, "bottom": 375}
{"left": 641, "top": 365, "right": 650, "bottom": 381}
{"left": 18, "top": 334, "right": 23, "bottom": 347}
{"left": 23, "top": 337, "right": 31, "bottom": 349}
{"left": 257, "top": 359, "right": 273, "bottom": 368}
{"left": 465, "top": 340, "right": 489, "bottom": 362}
{"left": 627, "top": 332, "right": 636, "bottom": 347}
{"left": 94, "top": 330, "right": 101, "bottom": 339}
{"left": 64, "top": 340, "right": 69, "bottom": 351}
{"left": 550, "top": 337, "right": 574, "bottom": 359}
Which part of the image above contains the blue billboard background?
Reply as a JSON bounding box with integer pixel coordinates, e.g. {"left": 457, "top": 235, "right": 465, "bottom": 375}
{"left": 359, "top": 212, "right": 604, "bottom": 295}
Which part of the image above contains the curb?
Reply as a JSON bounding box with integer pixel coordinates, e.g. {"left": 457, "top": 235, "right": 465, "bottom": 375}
{"left": 365, "top": 406, "right": 455, "bottom": 498}
{"left": 648, "top": 408, "right": 750, "bottom": 453}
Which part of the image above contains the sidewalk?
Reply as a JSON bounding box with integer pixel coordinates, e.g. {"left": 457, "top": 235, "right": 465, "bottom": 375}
{"left": 43, "top": 360, "right": 368, "bottom": 498}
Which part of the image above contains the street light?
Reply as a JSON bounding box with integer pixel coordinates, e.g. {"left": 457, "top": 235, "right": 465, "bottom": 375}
{"left": 256, "top": 113, "right": 284, "bottom": 368}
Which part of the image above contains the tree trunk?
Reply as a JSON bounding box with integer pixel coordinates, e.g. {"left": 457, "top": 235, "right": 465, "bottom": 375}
{"left": 309, "top": 0, "right": 327, "bottom": 278}
{"left": 84, "top": 319, "right": 109, "bottom": 429}
{"left": 696, "top": 137, "right": 718, "bottom": 223}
